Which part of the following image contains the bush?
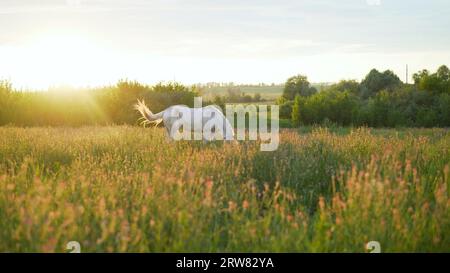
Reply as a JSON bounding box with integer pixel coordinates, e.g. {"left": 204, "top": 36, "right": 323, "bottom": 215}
{"left": 291, "top": 90, "right": 359, "bottom": 126}
{"left": 279, "top": 100, "right": 294, "bottom": 119}
{"left": 0, "top": 80, "right": 13, "bottom": 125}
{"left": 291, "top": 95, "right": 303, "bottom": 127}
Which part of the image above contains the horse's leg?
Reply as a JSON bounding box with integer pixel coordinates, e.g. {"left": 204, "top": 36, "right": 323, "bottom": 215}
{"left": 164, "top": 122, "right": 175, "bottom": 142}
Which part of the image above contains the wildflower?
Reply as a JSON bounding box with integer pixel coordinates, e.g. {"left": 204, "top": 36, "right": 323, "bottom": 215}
{"left": 228, "top": 201, "right": 237, "bottom": 212}
{"left": 203, "top": 179, "right": 214, "bottom": 206}
{"left": 318, "top": 197, "right": 325, "bottom": 210}
{"left": 145, "top": 186, "right": 152, "bottom": 195}
{"left": 242, "top": 200, "right": 249, "bottom": 210}
{"left": 286, "top": 214, "right": 293, "bottom": 222}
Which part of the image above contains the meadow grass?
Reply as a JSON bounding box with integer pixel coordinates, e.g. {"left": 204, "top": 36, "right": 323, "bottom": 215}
{"left": 0, "top": 126, "right": 448, "bottom": 252}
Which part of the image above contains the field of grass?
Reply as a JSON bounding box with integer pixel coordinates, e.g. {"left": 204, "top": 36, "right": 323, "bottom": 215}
{"left": 0, "top": 126, "right": 448, "bottom": 252}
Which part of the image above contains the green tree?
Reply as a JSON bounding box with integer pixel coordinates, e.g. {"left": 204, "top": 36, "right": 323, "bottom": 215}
{"left": 328, "top": 80, "right": 360, "bottom": 95}
{"left": 437, "top": 65, "right": 450, "bottom": 82}
{"left": 413, "top": 69, "right": 429, "bottom": 84}
{"left": 361, "top": 69, "right": 401, "bottom": 98}
{"left": 291, "top": 95, "right": 303, "bottom": 127}
{"left": 282, "top": 74, "right": 317, "bottom": 100}
{"left": 437, "top": 93, "right": 450, "bottom": 126}
{"left": 413, "top": 65, "right": 450, "bottom": 95}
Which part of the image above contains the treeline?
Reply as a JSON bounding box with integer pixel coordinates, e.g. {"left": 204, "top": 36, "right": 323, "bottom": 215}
{"left": 1, "top": 65, "right": 449, "bottom": 127}
{"left": 0, "top": 80, "right": 269, "bottom": 127}
{"left": 0, "top": 80, "right": 198, "bottom": 126}
{"left": 279, "top": 65, "right": 450, "bottom": 127}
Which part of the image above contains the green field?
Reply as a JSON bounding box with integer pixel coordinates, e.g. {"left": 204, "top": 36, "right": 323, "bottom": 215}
{"left": 199, "top": 84, "right": 330, "bottom": 101}
{"left": 200, "top": 86, "right": 283, "bottom": 101}
{"left": 0, "top": 126, "right": 448, "bottom": 252}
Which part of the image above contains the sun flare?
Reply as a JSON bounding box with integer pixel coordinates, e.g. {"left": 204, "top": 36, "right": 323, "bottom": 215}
{"left": 3, "top": 34, "right": 121, "bottom": 89}
{"left": 31, "top": 35, "right": 102, "bottom": 86}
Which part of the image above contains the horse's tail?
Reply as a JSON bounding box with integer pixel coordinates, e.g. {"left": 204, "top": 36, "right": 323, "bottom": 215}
{"left": 134, "top": 99, "right": 164, "bottom": 126}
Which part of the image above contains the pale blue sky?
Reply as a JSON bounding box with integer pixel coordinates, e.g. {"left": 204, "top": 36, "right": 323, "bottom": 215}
{"left": 0, "top": 0, "right": 449, "bottom": 88}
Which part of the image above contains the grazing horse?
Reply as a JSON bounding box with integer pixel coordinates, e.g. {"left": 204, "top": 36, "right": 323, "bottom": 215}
{"left": 134, "top": 99, "right": 234, "bottom": 141}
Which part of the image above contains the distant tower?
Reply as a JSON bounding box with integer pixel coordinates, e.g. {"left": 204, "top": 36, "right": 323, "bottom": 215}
{"left": 406, "top": 64, "right": 408, "bottom": 84}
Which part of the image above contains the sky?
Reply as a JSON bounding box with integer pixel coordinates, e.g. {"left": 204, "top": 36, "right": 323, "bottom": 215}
{"left": 0, "top": 0, "right": 449, "bottom": 89}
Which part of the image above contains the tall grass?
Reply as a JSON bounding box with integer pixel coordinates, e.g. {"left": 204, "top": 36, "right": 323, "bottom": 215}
{"left": 0, "top": 126, "right": 448, "bottom": 252}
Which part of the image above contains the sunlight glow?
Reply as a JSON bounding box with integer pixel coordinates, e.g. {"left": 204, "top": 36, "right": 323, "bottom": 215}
{"left": 0, "top": 34, "right": 124, "bottom": 89}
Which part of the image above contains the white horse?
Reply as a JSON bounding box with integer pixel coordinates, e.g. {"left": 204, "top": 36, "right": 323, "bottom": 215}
{"left": 134, "top": 99, "right": 234, "bottom": 141}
